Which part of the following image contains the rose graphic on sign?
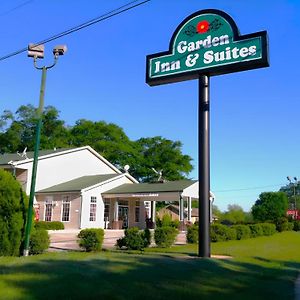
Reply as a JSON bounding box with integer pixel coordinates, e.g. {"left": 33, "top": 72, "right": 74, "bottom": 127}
{"left": 197, "top": 20, "right": 210, "bottom": 34}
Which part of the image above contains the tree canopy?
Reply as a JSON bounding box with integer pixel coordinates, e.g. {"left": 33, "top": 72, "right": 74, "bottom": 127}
{"left": 251, "top": 192, "right": 288, "bottom": 223}
{"left": 0, "top": 105, "right": 193, "bottom": 182}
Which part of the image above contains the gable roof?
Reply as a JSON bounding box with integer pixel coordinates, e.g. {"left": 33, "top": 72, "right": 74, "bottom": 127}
{"left": 37, "top": 174, "right": 120, "bottom": 193}
{"left": 0, "top": 148, "right": 70, "bottom": 165}
{"left": 103, "top": 180, "right": 197, "bottom": 195}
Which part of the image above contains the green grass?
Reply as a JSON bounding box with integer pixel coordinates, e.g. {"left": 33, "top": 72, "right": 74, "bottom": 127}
{"left": 0, "top": 232, "right": 299, "bottom": 300}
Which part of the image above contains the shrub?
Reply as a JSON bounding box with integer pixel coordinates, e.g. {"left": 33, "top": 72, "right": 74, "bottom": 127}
{"left": 287, "top": 222, "right": 294, "bottom": 231}
{"left": 156, "top": 214, "right": 179, "bottom": 229}
{"left": 232, "top": 225, "right": 251, "bottom": 240}
{"left": 260, "top": 223, "right": 276, "bottom": 236}
{"left": 276, "top": 217, "right": 289, "bottom": 232}
{"left": 227, "top": 227, "right": 237, "bottom": 240}
{"left": 35, "top": 221, "right": 64, "bottom": 230}
{"left": 141, "top": 228, "right": 152, "bottom": 247}
{"left": 116, "top": 228, "right": 151, "bottom": 250}
{"left": 29, "top": 229, "right": 50, "bottom": 255}
{"left": 186, "top": 224, "right": 198, "bottom": 244}
{"left": 210, "top": 224, "right": 229, "bottom": 242}
{"left": 78, "top": 228, "right": 104, "bottom": 252}
{"left": 154, "top": 226, "right": 178, "bottom": 248}
{"left": 249, "top": 224, "right": 264, "bottom": 238}
{"left": 0, "top": 169, "right": 28, "bottom": 256}
{"left": 293, "top": 221, "right": 300, "bottom": 231}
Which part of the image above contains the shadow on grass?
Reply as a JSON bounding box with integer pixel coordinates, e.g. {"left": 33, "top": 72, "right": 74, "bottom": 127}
{"left": 0, "top": 252, "right": 299, "bottom": 300}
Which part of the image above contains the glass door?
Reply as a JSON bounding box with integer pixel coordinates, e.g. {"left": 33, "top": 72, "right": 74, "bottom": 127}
{"left": 118, "top": 206, "right": 129, "bottom": 229}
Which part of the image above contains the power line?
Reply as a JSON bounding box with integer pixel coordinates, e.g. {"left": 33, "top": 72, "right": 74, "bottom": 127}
{"left": 0, "top": 0, "right": 34, "bottom": 17}
{"left": 0, "top": 0, "right": 150, "bottom": 62}
{"left": 214, "top": 183, "right": 285, "bottom": 193}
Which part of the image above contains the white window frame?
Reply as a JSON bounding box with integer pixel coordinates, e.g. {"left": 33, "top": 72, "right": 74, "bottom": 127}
{"left": 61, "top": 195, "right": 71, "bottom": 222}
{"left": 44, "top": 196, "right": 53, "bottom": 222}
{"left": 89, "top": 196, "right": 97, "bottom": 222}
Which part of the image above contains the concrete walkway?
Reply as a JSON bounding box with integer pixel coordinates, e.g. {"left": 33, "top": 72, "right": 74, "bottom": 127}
{"left": 48, "top": 229, "right": 187, "bottom": 251}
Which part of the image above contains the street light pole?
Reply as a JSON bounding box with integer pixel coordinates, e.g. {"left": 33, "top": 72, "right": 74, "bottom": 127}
{"left": 23, "top": 44, "right": 67, "bottom": 256}
{"left": 287, "top": 176, "right": 298, "bottom": 220}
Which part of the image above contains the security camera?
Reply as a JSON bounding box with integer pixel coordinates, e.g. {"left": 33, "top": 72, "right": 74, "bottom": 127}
{"left": 53, "top": 45, "right": 67, "bottom": 56}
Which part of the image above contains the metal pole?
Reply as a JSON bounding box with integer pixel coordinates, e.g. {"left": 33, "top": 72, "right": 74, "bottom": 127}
{"left": 23, "top": 66, "right": 47, "bottom": 256}
{"left": 198, "top": 74, "right": 210, "bottom": 258}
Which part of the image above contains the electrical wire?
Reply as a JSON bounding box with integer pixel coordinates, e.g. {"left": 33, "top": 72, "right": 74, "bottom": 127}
{"left": 214, "top": 183, "right": 285, "bottom": 193}
{"left": 0, "top": 0, "right": 150, "bottom": 62}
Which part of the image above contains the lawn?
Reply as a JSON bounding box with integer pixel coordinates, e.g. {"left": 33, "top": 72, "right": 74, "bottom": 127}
{"left": 0, "top": 231, "right": 299, "bottom": 300}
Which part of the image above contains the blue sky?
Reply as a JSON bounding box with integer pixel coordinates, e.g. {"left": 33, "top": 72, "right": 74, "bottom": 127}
{"left": 0, "top": 0, "right": 299, "bottom": 211}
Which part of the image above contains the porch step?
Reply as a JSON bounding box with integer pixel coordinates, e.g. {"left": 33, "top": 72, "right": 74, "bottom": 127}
{"left": 175, "top": 231, "right": 187, "bottom": 245}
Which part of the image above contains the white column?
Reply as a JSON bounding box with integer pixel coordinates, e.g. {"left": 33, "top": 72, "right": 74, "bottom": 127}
{"left": 187, "top": 197, "right": 192, "bottom": 222}
{"left": 114, "top": 199, "right": 119, "bottom": 221}
{"left": 179, "top": 196, "right": 184, "bottom": 221}
{"left": 151, "top": 201, "right": 156, "bottom": 222}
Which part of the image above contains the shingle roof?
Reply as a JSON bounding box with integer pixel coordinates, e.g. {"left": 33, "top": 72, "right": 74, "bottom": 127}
{"left": 37, "top": 174, "right": 120, "bottom": 193}
{"left": 0, "top": 148, "right": 72, "bottom": 165}
{"left": 103, "top": 180, "right": 196, "bottom": 194}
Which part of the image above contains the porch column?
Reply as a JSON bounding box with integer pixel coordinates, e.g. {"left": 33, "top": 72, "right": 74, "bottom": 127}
{"left": 112, "top": 199, "right": 119, "bottom": 229}
{"left": 151, "top": 200, "right": 156, "bottom": 228}
{"left": 179, "top": 195, "right": 185, "bottom": 231}
{"left": 187, "top": 197, "right": 192, "bottom": 222}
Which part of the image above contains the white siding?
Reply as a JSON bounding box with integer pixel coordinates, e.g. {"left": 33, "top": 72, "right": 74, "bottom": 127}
{"left": 182, "top": 182, "right": 199, "bottom": 198}
{"left": 16, "top": 148, "right": 119, "bottom": 194}
{"left": 80, "top": 175, "right": 134, "bottom": 229}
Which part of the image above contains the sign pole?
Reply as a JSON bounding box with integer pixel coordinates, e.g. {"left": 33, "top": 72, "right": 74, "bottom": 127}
{"left": 198, "top": 74, "right": 210, "bottom": 258}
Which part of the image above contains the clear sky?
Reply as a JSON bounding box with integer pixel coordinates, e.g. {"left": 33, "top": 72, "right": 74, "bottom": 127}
{"left": 0, "top": 0, "right": 299, "bottom": 211}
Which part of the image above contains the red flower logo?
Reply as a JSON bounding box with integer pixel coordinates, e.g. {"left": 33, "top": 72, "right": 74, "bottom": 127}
{"left": 197, "top": 20, "right": 209, "bottom": 34}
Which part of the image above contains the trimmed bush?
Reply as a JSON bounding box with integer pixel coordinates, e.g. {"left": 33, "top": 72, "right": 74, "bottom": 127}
{"left": 0, "top": 169, "right": 28, "bottom": 256}
{"left": 293, "top": 221, "right": 300, "bottom": 231}
{"left": 78, "top": 228, "right": 104, "bottom": 252}
{"left": 156, "top": 214, "right": 179, "bottom": 229}
{"left": 210, "top": 224, "right": 230, "bottom": 242}
{"left": 287, "top": 222, "right": 294, "bottom": 231}
{"left": 232, "top": 225, "right": 251, "bottom": 240}
{"left": 29, "top": 229, "right": 50, "bottom": 255}
{"left": 141, "top": 228, "right": 152, "bottom": 248}
{"left": 116, "top": 228, "right": 151, "bottom": 250}
{"left": 276, "top": 217, "right": 289, "bottom": 232}
{"left": 249, "top": 224, "right": 264, "bottom": 238}
{"left": 260, "top": 223, "right": 276, "bottom": 236}
{"left": 35, "top": 221, "right": 64, "bottom": 230}
{"left": 154, "top": 226, "right": 178, "bottom": 248}
{"left": 227, "top": 227, "right": 237, "bottom": 240}
{"left": 186, "top": 224, "right": 198, "bottom": 244}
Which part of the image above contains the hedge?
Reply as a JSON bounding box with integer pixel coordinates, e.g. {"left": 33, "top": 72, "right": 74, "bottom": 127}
{"left": 293, "top": 220, "right": 300, "bottom": 231}
{"left": 249, "top": 224, "right": 264, "bottom": 238}
{"left": 233, "top": 225, "right": 251, "bottom": 240}
{"left": 186, "top": 224, "right": 198, "bottom": 244}
{"left": 116, "top": 227, "right": 151, "bottom": 250}
{"left": 154, "top": 226, "right": 178, "bottom": 248}
{"left": 77, "top": 228, "right": 104, "bottom": 252}
{"left": 35, "top": 221, "right": 64, "bottom": 230}
{"left": 257, "top": 223, "right": 276, "bottom": 236}
{"left": 29, "top": 229, "right": 50, "bottom": 255}
{"left": 210, "top": 224, "right": 237, "bottom": 242}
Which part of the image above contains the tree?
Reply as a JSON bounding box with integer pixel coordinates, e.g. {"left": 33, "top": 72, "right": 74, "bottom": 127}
{"left": 279, "top": 182, "right": 300, "bottom": 210}
{"left": 0, "top": 169, "right": 28, "bottom": 256}
{"left": 219, "top": 204, "right": 248, "bottom": 224}
{"left": 133, "top": 136, "right": 193, "bottom": 182}
{"left": 0, "top": 106, "right": 194, "bottom": 182}
{"left": 0, "top": 105, "right": 70, "bottom": 153}
{"left": 251, "top": 192, "right": 288, "bottom": 223}
{"left": 70, "top": 119, "right": 140, "bottom": 171}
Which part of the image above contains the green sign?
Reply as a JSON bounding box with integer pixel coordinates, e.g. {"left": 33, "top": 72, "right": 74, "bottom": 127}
{"left": 146, "top": 9, "right": 269, "bottom": 86}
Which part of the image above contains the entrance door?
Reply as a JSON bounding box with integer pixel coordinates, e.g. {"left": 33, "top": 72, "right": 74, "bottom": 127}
{"left": 118, "top": 206, "right": 129, "bottom": 229}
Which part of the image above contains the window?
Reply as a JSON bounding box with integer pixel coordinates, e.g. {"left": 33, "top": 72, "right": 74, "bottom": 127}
{"left": 45, "top": 197, "right": 53, "bottom": 222}
{"left": 89, "top": 196, "right": 97, "bottom": 222}
{"left": 135, "top": 201, "right": 140, "bottom": 222}
{"left": 62, "top": 196, "right": 71, "bottom": 222}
